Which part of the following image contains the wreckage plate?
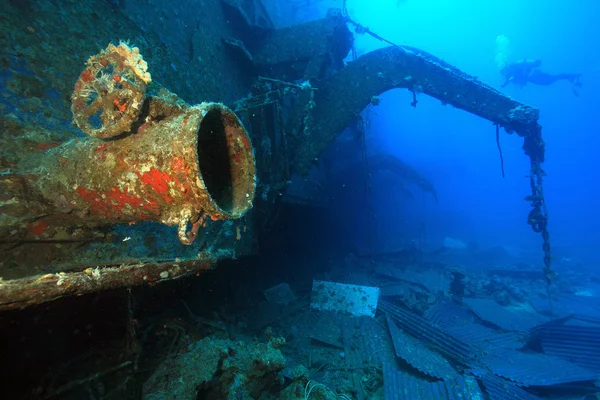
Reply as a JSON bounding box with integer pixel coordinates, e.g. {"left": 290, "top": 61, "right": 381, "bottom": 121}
{"left": 386, "top": 315, "right": 458, "bottom": 380}
{"left": 311, "top": 280, "right": 379, "bottom": 317}
{"left": 483, "top": 348, "right": 598, "bottom": 387}
{"left": 464, "top": 298, "right": 546, "bottom": 332}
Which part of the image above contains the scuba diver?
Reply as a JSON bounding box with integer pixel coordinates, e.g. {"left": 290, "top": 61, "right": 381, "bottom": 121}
{"left": 500, "top": 59, "right": 582, "bottom": 94}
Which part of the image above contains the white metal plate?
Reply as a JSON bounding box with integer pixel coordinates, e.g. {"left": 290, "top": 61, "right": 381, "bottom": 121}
{"left": 310, "top": 280, "right": 379, "bottom": 317}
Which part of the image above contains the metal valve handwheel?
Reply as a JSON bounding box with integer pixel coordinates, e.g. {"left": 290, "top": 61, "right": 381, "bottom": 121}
{"left": 71, "top": 43, "right": 151, "bottom": 139}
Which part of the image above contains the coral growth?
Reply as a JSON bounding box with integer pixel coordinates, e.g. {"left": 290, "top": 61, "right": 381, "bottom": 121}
{"left": 143, "top": 334, "right": 287, "bottom": 399}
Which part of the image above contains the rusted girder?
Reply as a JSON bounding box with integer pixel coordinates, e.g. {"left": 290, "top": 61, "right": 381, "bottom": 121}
{"left": 290, "top": 45, "right": 542, "bottom": 174}
{"left": 0, "top": 43, "right": 256, "bottom": 245}
{"left": 0, "top": 258, "right": 217, "bottom": 311}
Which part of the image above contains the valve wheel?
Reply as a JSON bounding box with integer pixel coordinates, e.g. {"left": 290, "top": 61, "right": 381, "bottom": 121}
{"left": 71, "top": 43, "right": 149, "bottom": 139}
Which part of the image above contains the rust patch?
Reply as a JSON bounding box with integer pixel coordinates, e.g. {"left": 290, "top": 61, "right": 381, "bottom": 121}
{"left": 94, "top": 143, "right": 110, "bottom": 161}
{"left": 27, "top": 220, "right": 48, "bottom": 237}
{"left": 80, "top": 69, "right": 93, "bottom": 83}
{"left": 136, "top": 168, "right": 175, "bottom": 203}
{"left": 35, "top": 142, "right": 60, "bottom": 151}
{"left": 170, "top": 157, "right": 189, "bottom": 174}
{"left": 240, "top": 132, "right": 251, "bottom": 149}
{"left": 76, "top": 186, "right": 160, "bottom": 219}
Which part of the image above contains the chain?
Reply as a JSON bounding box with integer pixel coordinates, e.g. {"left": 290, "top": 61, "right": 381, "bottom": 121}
{"left": 523, "top": 129, "right": 555, "bottom": 312}
{"left": 341, "top": 3, "right": 553, "bottom": 307}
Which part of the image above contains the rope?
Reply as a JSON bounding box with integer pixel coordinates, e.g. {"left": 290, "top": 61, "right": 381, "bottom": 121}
{"left": 495, "top": 124, "right": 505, "bottom": 178}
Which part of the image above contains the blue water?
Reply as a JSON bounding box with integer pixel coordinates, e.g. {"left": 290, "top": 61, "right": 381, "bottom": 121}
{"left": 274, "top": 0, "right": 599, "bottom": 266}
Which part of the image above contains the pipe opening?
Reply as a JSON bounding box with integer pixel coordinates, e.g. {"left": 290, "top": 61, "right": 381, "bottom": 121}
{"left": 197, "top": 105, "right": 254, "bottom": 216}
{"left": 197, "top": 108, "right": 234, "bottom": 213}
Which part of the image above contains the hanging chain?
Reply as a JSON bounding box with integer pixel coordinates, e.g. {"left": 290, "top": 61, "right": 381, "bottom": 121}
{"left": 523, "top": 128, "right": 554, "bottom": 312}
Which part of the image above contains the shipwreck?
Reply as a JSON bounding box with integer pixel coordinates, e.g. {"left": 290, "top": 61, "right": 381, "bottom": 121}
{"left": 0, "top": 0, "right": 553, "bottom": 311}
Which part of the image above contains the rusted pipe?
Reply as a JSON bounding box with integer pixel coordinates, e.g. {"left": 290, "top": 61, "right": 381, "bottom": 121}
{"left": 0, "top": 258, "right": 217, "bottom": 310}
{"left": 8, "top": 103, "right": 256, "bottom": 244}
{"left": 0, "top": 43, "right": 256, "bottom": 244}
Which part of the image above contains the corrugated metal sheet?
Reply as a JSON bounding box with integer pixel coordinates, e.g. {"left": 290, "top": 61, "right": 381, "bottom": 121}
{"left": 340, "top": 316, "right": 369, "bottom": 400}
{"left": 533, "top": 320, "right": 600, "bottom": 372}
{"left": 482, "top": 348, "right": 598, "bottom": 386}
{"left": 444, "top": 324, "right": 526, "bottom": 351}
{"left": 464, "top": 298, "right": 546, "bottom": 332}
{"left": 425, "top": 297, "right": 526, "bottom": 350}
{"left": 341, "top": 316, "right": 363, "bottom": 368}
{"left": 376, "top": 266, "right": 450, "bottom": 294}
{"left": 383, "top": 363, "right": 484, "bottom": 400}
{"left": 424, "top": 296, "right": 472, "bottom": 328}
{"left": 386, "top": 315, "right": 458, "bottom": 380}
{"left": 309, "top": 310, "right": 343, "bottom": 348}
{"left": 357, "top": 316, "right": 397, "bottom": 367}
{"left": 383, "top": 363, "right": 444, "bottom": 400}
{"left": 380, "top": 299, "right": 476, "bottom": 366}
{"left": 479, "top": 372, "right": 542, "bottom": 400}
{"left": 529, "top": 294, "right": 600, "bottom": 320}
{"left": 381, "top": 283, "right": 413, "bottom": 299}
{"left": 444, "top": 374, "right": 485, "bottom": 400}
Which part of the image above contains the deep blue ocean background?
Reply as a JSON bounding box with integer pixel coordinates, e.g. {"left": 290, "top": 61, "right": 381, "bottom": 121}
{"left": 270, "top": 0, "right": 600, "bottom": 268}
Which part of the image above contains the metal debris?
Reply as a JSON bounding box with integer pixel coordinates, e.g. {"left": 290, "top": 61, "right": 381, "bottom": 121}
{"left": 424, "top": 295, "right": 473, "bottom": 328}
{"left": 383, "top": 362, "right": 445, "bottom": 400}
{"left": 380, "top": 283, "right": 413, "bottom": 299}
{"left": 309, "top": 311, "right": 343, "bottom": 349}
{"left": 340, "top": 317, "right": 368, "bottom": 399}
{"left": 376, "top": 266, "right": 450, "bottom": 294}
{"left": 445, "top": 374, "right": 485, "bottom": 400}
{"left": 263, "top": 282, "right": 297, "bottom": 305}
{"left": 383, "top": 363, "right": 483, "bottom": 400}
{"left": 464, "top": 298, "right": 546, "bottom": 332}
{"left": 532, "top": 316, "right": 600, "bottom": 372}
{"left": 425, "top": 300, "right": 527, "bottom": 351}
{"left": 386, "top": 316, "right": 458, "bottom": 380}
{"left": 530, "top": 294, "right": 600, "bottom": 319}
{"left": 380, "top": 300, "right": 475, "bottom": 366}
{"left": 311, "top": 280, "right": 379, "bottom": 317}
{"left": 341, "top": 317, "right": 363, "bottom": 367}
{"left": 478, "top": 373, "right": 542, "bottom": 400}
{"left": 248, "top": 297, "right": 309, "bottom": 331}
{"left": 482, "top": 348, "right": 598, "bottom": 387}
{"left": 356, "top": 317, "right": 397, "bottom": 367}
{"left": 446, "top": 325, "right": 527, "bottom": 351}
